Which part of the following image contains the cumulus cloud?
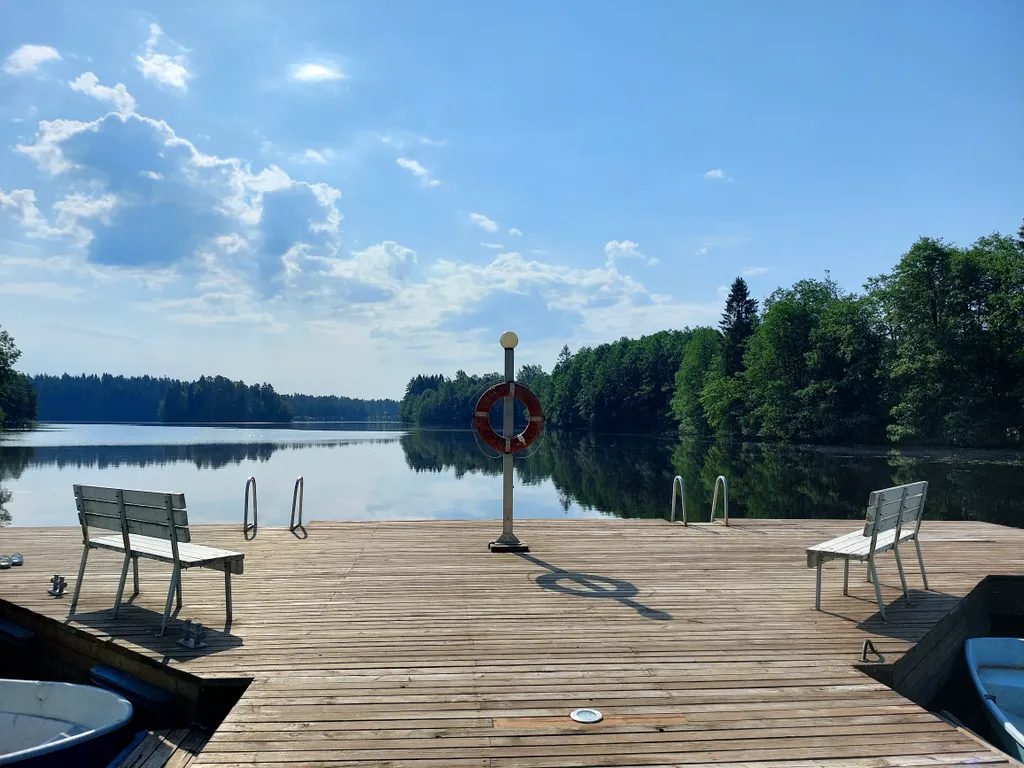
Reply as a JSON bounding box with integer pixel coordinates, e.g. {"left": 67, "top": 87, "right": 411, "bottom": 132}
{"left": 318, "top": 241, "right": 417, "bottom": 292}
{"left": 508, "top": 227, "right": 522, "bottom": 237}
{"left": 604, "top": 239, "right": 657, "bottom": 266}
{"left": 0, "top": 188, "right": 117, "bottom": 244}
{"left": 136, "top": 24, "right": 191, "bottom": 91}
{"left": 396, "top": 157, "right": 440, "bottom": 187}
{"left": 741, "top": 266, "right": 769, "bottom": 277}
{"left": 299, "top": 148, "right": 332, "bottom": 165}
{"left": 469, "top": 212, "right": 498, "bottom": 233}
{"left": 13, "top": 111, "right": 342, "bottom": 294}
{"left": 292, "top": 62, "right": 346, "bottom": 82}
{"left": 69, "top": 72, "right": 136, "bottom": 115}
{"left": 3, "top": 44, "right": 61, "bottom": 75}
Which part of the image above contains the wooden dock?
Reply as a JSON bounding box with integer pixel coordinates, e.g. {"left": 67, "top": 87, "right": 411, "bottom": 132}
{"left": 2, "top": 518, "right": 1024, "bottom": 767}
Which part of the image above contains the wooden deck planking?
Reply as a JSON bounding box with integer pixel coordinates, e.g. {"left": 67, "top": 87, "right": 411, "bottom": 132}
{"left": 1, "top": 517, "right": 1023, "bottom": 767}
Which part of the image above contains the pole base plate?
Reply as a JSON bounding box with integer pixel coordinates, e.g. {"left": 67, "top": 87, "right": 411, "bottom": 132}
{"left": 488, "top": 540, "right": 530, "bottom": 553}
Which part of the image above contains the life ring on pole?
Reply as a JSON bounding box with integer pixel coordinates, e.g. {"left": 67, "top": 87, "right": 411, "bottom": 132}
{"left": 474, "top": 382, "right": 544, "bottom": 454}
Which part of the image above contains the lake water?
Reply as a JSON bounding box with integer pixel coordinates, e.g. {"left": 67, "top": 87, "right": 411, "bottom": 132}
{"left": 1, "top": 423, "right": 1022, "bottom": 528}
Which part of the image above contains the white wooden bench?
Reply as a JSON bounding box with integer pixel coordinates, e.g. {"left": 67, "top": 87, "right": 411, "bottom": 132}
{"left": 806, "top": 481, "right": 929, "bottom": 622}
{"left": 70, "top": 484, "right": 244, "bottom": 636}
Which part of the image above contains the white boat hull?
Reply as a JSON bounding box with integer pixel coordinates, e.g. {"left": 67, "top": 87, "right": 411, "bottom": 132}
{"left": 0, "top": 679, "right": 133, "bottom": 765}
{"left": 965, "top": 638, "right": 1024, "bottom": 762}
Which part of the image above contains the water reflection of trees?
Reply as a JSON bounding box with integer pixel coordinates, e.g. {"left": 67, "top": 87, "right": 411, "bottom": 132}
{"left": 0, "top": 439, "right": 400, "bottom": 525}
{"left": 401, "top": 430, "right": 1024, "bottom": 526}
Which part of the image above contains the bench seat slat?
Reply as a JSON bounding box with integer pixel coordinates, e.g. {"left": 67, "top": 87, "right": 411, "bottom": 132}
{"left": 806, "top": 528, "right": 914, "bottom": 566}
{"left": 91, "top": 535, "right": 244, "bottom": 573}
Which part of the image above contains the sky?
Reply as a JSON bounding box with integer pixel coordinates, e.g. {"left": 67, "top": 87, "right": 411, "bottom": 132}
{"left": 1, "top": 1, "right": 1021, "bottom": 399}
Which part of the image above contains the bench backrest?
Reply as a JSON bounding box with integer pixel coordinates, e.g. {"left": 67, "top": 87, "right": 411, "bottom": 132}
{"left": 74, "top": 485, "right": 191, "bottom": 544}
{"left": 863, "top": 481, "right": 928, "bottom": 539}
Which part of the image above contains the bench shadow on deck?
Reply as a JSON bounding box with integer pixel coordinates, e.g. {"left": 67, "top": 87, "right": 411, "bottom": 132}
{"left": 2, "top": 518, "right": 1023, "bottom": 768}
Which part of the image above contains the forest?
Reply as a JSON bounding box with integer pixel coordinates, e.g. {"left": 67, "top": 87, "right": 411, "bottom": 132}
{"left": 399, "top": 224, "right": 1024, "bottom": 448}
{"left": 30, "top": 373, "right": 398, "bottom": 423}
{"left": 0, "top": 327, "right": 37, "bottom": 431}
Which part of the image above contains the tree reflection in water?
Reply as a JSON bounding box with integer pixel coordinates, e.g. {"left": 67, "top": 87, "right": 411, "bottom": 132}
{"left": 400, "top": 430, "right": 1024, "bottom": 527}
{"left": 1, "top": 430, "right": 1021, "bottom": 528}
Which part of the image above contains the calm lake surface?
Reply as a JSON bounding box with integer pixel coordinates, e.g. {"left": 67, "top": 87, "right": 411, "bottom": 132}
{"left": 1, "top": 423, "right": 1022, "bottom": 528}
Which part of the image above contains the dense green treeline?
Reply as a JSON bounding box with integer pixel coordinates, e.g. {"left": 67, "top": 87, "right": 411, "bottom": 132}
{"left": 288, "top": 393, "right": 398, "bottom": 422}
{"left": 33, "top": 374, "right": 174, "bottom": 422}
{"left": 158, "top": 377, "right": 293, "bottom": 422}
{"left": 31, "top": 373, "right": 398, "bottom": 423}
{"left": 0, "top": 327, "right": 37, "bottom": 431}
{"left": 400, "top": 224, "right": 1024, "bottom": 448}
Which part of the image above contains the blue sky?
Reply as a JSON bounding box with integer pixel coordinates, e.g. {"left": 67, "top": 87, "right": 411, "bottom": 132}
{"left": 1, "top": 1, "right": 1021, "bottom": 398}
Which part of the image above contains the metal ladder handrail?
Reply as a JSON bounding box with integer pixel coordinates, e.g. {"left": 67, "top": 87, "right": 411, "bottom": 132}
{"left": 243, "top": 476, "right": 258, "bottom": 540}
{"left": 710, "top": 474, "right": 729, "bottom": 525}
{"left": 670, "top": 475, "right": 687, "bottom": 525}
{"left": 290, "top": 476, "right": 304, "bottom": 532}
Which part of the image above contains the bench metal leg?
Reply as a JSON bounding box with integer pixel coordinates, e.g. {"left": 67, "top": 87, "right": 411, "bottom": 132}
{"left": 175, "top": 570, "right": 183, "bottom": 610}
{"left": 843, "top": 560, "right": 849, "bottom": 596}
{"left": 893, "top": 542, "right": 911, "bottom": 605}
{"left": 160, "top": 566, "right": 180, "bottom": 636}
{"left": 132, "top": 555, "right": 140, "bottom": 597}
{"left": 225, "top": 570, "right": 233, "bottom": 627}
{"left": 113, "top": 553, "right": 131, "bottom": 618}
{"left": 869, "top": 556, "right": 887, "bottom": 623}
{"left": 815, "top": 560, "right": 822, "bottom": 610}
{"left": 914, "top": 538, "right": 929, "bottom": 591}
{"left": 866, "top": 563, "right": 872, "bottom": 582}
{"left": 70, "top": 545, "right": 89, "bottom": 615}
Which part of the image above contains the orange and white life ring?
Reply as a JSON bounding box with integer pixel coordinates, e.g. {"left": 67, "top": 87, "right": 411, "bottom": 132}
{"left": 473, "top": 382, "right": 544, "bottom": 454}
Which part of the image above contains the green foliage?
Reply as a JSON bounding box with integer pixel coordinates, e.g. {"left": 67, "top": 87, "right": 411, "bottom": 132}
{"left": 33, "top": 373, "right": 396, "bottom": 424}
{"left": 398, "top": 371, "right": 504, "bottom": 427}
{"left": 670, "top": 327, "right": 723, "bottom": 437}
{"left": 401, "top": 331, "right": 692, "bottom": 433}
{"left": 275, "top": 393, "right": 396, "bottom": 421}
{"left": 870, "top": 235, "right": 1024, "bottom": 446}
{"left": 719, "top": 277, "right": 759, "bottom": 376}
{"left": 158, "top": 376, "right": 293, "bottom": 422}
{"left": 0, "top": 327, "right": 38, "bottom": 429}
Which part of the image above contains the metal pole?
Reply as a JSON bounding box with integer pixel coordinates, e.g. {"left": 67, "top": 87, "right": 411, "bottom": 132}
{"left": 490, "top": 332, "right": 528, "bottom": 552}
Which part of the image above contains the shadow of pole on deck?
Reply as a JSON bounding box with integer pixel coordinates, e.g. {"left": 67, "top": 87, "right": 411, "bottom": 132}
{"left": 516, "top": 553, "right": 672, "bottom": 621}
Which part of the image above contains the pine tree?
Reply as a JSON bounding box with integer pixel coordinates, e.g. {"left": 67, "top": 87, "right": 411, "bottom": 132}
{"left": 719, "top": 277, "right": 759, "bottom": 377}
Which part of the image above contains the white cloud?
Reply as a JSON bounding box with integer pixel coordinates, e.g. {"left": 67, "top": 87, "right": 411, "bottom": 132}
{"left": 69, "top": 72, "right": 136, "bottom": 115}
{"left": 141, "top": 170, "right": 163, "bottom": 180}
{"left": 336, "top": 250, "right": 647, "bottom": 336}
{"left": 0, "top": 281, "right": 84, "bottom": 301}
{"left": 704, "top": 168, "right": 735, "bottom": 182}
{"left": 604, "top": 239, "right": 657, "bottom": 266}
{"left": 508, "top": 227, "right": 522, "bottom": 237}
{"left": 1, "top": 187, "right": 118, "bottom": 245}
{"left": 318, "top": 241, "right": 417, "bottom": 291}
{"left": 480, "top": 242, "right": 504, "bottom": 250}
{"left": 396, "top": 157, "right": 440, "bottom": 187}
{"left": 13, "top": 111, "right": 343, "bottom": 288}
{"left": 292, "top": 62, "right": 346, "bottom": 82}
{"left": 741, "top": 266, "right": 769, "bottom": 277}
{"left": 301, "top": 149, "right": 329, "bottom": 164}
{"left": 469, "top": 213, "right": 498, "bottom": 233}
{"left": 136, "top": 24, "right": 191, "bottom": 91}
{"left": 695, "top": 235, "right": 749, "bottom": 257}
{"left": 215, "top": 234, "right": 248, "bottom": 254}
{"left": 3, "top": 45, "right": 61, "bottom": 75}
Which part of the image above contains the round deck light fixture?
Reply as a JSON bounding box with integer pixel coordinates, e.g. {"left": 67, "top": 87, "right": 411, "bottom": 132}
{"left": 570, "top": 708, "right": 603, "bottom": 724}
